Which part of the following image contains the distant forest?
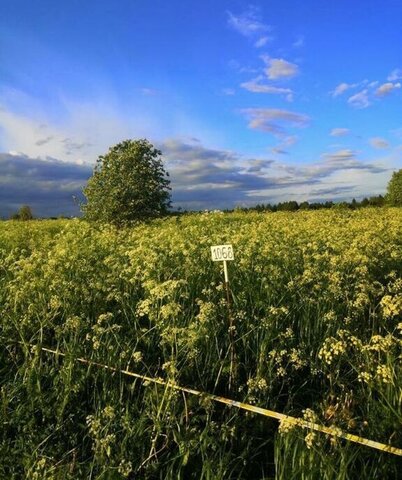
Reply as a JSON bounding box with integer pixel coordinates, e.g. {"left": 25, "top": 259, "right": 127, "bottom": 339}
{"left": 233, "top": 195, "right": 386, "bottom": 213}
{"left": 6, "top": 195, "right": 388, "bottom": 220}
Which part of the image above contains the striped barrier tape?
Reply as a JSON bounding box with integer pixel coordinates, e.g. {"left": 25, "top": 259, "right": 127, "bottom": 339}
{"left": 21, "top": 344, "right": 402, "bottom": 456}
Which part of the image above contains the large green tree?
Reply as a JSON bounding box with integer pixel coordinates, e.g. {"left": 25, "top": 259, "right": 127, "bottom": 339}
{"left": 386, "top": 169, "right": 402, "bottom": 206}
{"left": 82, "top": 139, "right": 171, "bottom": 225}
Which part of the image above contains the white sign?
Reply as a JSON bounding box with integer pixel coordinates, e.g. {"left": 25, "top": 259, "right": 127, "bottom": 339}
{"left": 211, "top": 244, "right": 234, "bottom": 262}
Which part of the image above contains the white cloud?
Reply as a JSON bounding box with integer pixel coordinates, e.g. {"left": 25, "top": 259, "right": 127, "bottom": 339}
{"left": 0, "top": 89, "right": 157, "bottom": 163}
{"left": 332, "top": 82, "right": 355, "bottom": 97}
{"left": 333, "top": 77, "right": 401, "bottom": 106}
{"left": 369, "top": 137, "right": 389, "bottom": 149}
{"left": 331, "top": 79, "right": 380, "bottom": 98}
{"left": 284, "top": 135, "right": 298, "bottom": 146}
{"left": 347, "top": 89, "right": 370, "bottom": 109}
{"left": 227, "top": 7, "right": 269, "bottom": 37}
{"left": 375, "top": 82, "right": 401, "bottom": 96}
{"left": 330, "top": 128, "right": 350, "bottom": 137}
{"left": 271, "top": 135, "right": 298, "bottom": 154}
{"left": 240, "top": 76, "right": 293, "bottom": 99}
{"left": 293, "top": 35, "right": 305, "bottom": 48}
{"left": 387, "top": 69, "right": 402, "bottom": 81}
{"left": 263, "top": 57, "right": 299, "bottom": 79}
{"left": 254, "top": 36, "right": 270, "bottom": 48}
{"left": 241, "top": 108, "right": 309, "bottom": 137}
{"left": 323, "top": 149, "right": 356, "bottom": 163}
{"left": 271, "top": 147, "right": 288, "bottom": 155}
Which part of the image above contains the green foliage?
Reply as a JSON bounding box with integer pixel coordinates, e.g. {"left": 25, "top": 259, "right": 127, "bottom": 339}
{"left": 10, "top": 204, "right": 34, "bottom": 220}
{"left": 82, "top": 139, "right": 171, "bottom": 225}
{"left": 276, "top": 201, "right": 299, "bottom": 212}
{"left": 386, "top": 169, "right": 402, "bottom": 206}
{"left": 238, "top": 197, "right": 388, "bottom": 214}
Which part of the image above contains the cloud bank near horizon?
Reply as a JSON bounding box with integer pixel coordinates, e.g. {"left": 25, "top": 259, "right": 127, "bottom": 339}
{"left": 0, "top": 139, "right": 395, "bottom": 217}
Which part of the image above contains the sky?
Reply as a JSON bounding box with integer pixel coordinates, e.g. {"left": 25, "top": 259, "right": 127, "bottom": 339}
{"left": 0, "top": 0, "right": 401, "bottom": 216}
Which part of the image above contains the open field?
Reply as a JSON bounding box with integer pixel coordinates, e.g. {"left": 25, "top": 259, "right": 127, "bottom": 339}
{"left": 1, "top": 208, "right": 401, "bottom": 479}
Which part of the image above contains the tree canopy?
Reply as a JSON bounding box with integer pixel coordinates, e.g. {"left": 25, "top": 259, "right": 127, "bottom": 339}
{"left": 386, "top": 169, "right": 402, "bottom": 206}
{"left": 82, "top": 139, "right": 171, "bottom": 225}
{"left": 11, "top": 205, "right": 34, "bottom": 220}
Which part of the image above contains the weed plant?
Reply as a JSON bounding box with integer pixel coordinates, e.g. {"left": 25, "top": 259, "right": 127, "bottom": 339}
{"left": 0, "top": 208, "right": 401, "bottom": 478}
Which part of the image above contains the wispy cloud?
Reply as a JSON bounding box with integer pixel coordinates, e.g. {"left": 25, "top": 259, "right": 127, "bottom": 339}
{"left": 246, "top": 159, "right": 276, "bottom": 173}
{"left": 293, "top": 35, "right": 305, "bottom": 48}
{"left": 331, "top": 82, "right": 358, "bottom": 97}
{"left": 227, "top": 6, "right": 270, "bottom": 37}
{"left": 254, "top": 36, "right": 270, "bottom": 48}
{"left": 62, "top": 138, "right": 93, "bottom": 156}
{"left": 330, "top": 128, "right": 350, "bottom": 137}
{"left": 332, "top": 75, "right": 401, "bottom": 107}
{"left": 308, "top": 185, "right": 357, "bottom": 197}
{"left": 283, "top": 149, "right": 389, "bottom": 184}
{"left": 322, "top": 149, "right": 357, "bottom": 163}
{"left": 331, "top": 80, "right": 375, "bottom": 98}
{"left": 262, "top": 57, "right": 299, "bottom": 80}
{"left": 375, "top": 82, "right": 401, "bottom": 96}
{"left": 241, "top": 108, "right": 310, "bottom": 137}
{"left": 277, "top": 149, "right": 388, "bottom": 182}
{"left": 0, "top": 105, "right": 93, "bottom": 162}
{"left": 271, "top": 135, "right": 298, "bottom": 155}
{"left": 387, "top": 69, "right": 402, "bottom": 81}
{"left": 161, "top": 139, "right": 241, "bottom": 165}
{"left": 347, "top": 89, "right": 370, "bottom": 109}
{"left": 271, "top": 147, "right": 288, "bottom": 155}
{"left": 369, "top": 137, "right": 389, "bottom": 149}
{"left": 0, "top": 88, "right": 159, "bottom": 163}
{"left": 240, "top": 76, "right": 293, "bottom": 99}
{"left": 35, "top": 136, "right": 54, "bottom": 146}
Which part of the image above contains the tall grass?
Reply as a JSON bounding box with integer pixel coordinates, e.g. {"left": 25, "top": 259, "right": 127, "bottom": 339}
{"left": 1, "top": 208, "right": 401, "bottom": 478}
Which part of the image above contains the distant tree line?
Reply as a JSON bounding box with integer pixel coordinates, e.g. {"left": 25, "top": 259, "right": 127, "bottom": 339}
{"left": 237, "top": 195, "right": 386, "bottom": 213}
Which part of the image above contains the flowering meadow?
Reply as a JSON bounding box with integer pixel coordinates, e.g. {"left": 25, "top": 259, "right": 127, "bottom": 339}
{"left": 1, "top": 208, "right": 401, "bottom": 479}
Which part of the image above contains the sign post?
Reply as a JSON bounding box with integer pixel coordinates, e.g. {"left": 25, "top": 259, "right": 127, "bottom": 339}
{"left": 223, "top": 259, "right": 229, "bottom": 284}
{"left": 211, "top": 244, "right": 236, "bottom": 391}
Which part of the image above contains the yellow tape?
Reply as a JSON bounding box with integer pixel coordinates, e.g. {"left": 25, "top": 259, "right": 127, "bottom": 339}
{"left": 27, "top": 345, "right": 402, "bottom": 457}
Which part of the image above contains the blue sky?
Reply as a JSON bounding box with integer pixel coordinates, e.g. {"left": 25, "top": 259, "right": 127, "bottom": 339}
{"left": 0, "top": 0, "right": 401, "bottom": 215}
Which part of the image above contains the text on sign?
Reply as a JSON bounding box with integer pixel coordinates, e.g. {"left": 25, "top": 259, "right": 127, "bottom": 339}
{"left": 211, "top": 244, "right": 234, "bottom": 262}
